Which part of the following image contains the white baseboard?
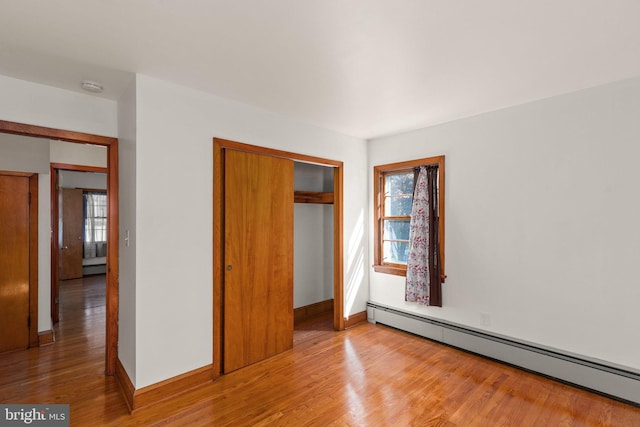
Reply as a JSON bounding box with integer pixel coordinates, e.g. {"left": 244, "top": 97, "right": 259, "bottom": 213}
{"left": 367, "top": 302, "right": 640, "bottom": 405}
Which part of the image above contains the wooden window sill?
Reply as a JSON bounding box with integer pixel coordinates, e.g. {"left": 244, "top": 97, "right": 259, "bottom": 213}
{"left": 373, "top": 265, "right": 407, "bottom": 277}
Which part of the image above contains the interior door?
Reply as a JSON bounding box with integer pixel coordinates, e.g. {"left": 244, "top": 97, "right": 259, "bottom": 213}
{"left": 0, "top": 174, "right": 30, "bottom": 353}
{"left": 59, "top": 188, "right": 84, "bottom": 280}
{"left": 224, "top": 149, "right": 294, "bottom": 373}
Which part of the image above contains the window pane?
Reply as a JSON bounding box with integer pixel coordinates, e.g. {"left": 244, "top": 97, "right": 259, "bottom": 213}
{"left": 94, "top": 218, "right": 107, "bottom": 242}
{"left": 385, "top": 172, "right": 414, "bottom": 196}
{"left": 385, "top": 195, "right": 412, "bottom": 216}
{"left": 383, "top": 220, "right": 410, "bottom": 241}
{"left": 383, "top": 241, "right": 409, "bottom": 264}
{"left": 85, "top": 193, "right": 108, "bottom": 244}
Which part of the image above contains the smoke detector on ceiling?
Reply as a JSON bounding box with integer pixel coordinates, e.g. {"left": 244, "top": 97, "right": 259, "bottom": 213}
{"left": 80, "top": 79, "right": 104, "bottom": 93}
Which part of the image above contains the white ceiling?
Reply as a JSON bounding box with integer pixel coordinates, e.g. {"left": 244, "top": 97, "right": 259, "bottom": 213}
{"left": 1, "top": 0, "right": 639, "bottom": 139}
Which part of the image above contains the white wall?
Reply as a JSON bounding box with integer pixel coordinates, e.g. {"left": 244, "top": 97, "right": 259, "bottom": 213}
{"left": 117, "top": 77, "right": 137, "bottom": 382}
{"left": 37, "top": 175, "right": 51, "bottom": 332}
{"left": 0, "top": 76, "right": 117, "bottom": 333}
{"left": 368, "top": 76, "right": 640, "bottom": 370}
{"left": 51, "top": 141, "right": 107, "bottom": 168}
{"left": 0, "top": 75, "right": 117, "bottom": 137}
{"left": 0, "top": 133, "right": 50, "bottom": 172}
{"left": 294, "top": 204, "right": 333, "bottom": 307}
{"left": 132, "top": 74, "right": 368, "bottom": 388}
{"left": 58, "top": 170, "right": 107, "bottom": 189}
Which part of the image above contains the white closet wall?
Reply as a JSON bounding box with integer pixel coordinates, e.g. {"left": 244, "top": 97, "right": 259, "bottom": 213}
{"left": 293, "top": 162, "right": 334, "bottom": 308}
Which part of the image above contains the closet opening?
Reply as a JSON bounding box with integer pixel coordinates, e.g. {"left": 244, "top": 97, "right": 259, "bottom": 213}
{"left": 293, "top": 162, "right": 335, "bottom": 337}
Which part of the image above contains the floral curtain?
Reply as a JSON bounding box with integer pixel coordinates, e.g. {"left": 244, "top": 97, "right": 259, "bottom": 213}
{"left": 405, "top": 165, "right": 442, "bottom": 306}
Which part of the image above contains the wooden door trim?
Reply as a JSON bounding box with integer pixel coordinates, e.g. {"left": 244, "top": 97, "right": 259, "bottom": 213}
{"left": 0, "top": 170, "right": 34, "bottom": 177}
{"left": 214, "top": 139, "right": 343, "bottom": 167}
{"left": 51, "top": 163, "right": 107, "bottom": 173}
{"left": 333, "top": 165, "right": 345, "bottom": 331}
{"left": 213, "top": 138, "right": 345, "bottom": 377}
{"left": 28, "top": 173, "right": 39, "bottom": 348}
{"left": 50, "top": 168, "right": 59, "bottom": 323}
{"left": 0, "top": 121, "right": 116, "bottom": 146}
{"left": 0, "top": 119, "right": 119, "bottom": 376}
{"left": 0, "top": 171, "right": 39, "bottom": 348}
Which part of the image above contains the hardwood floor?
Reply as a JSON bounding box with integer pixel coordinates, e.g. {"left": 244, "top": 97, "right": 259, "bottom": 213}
{"left": 1, "top": 275, "right": 639, "bottom": 426}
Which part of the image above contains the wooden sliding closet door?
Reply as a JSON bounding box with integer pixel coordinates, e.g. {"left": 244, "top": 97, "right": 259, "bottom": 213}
{"left": 224, "top": 149, "right": 294, "bottom": 373}
{"left": 0, "top": 174, "right": 30, "bottom": 353}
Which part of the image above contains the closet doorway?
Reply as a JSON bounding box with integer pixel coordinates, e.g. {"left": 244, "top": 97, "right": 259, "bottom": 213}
{"left": 293, "top": 162, "right": 335, "bottom": 330}
{"left": 213, "top": 138, "right": 344, "bottom": 377}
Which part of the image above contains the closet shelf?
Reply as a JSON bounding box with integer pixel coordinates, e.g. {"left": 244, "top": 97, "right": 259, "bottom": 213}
{"left": 294, "top": 191, "right": 334, "bottom": 204}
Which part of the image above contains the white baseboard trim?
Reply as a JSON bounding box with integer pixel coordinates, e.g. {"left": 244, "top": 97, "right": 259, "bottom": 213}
{"left": 367, "top": 302, "right": 640, "bottom": 406}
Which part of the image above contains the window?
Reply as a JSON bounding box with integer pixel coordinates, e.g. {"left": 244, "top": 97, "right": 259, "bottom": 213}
{"left": 381, "top": 170, "right": 413, "bottom": 265}
{"left": 84, "top": 192, "right": 107, "bottom": 258}
{"left": 373, "top": 156, "right": 445, "bottom": 277}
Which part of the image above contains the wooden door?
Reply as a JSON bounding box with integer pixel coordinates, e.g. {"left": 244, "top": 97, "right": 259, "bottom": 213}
{"left": 224, "top": 149, "right": 294, "bottom": 373}
{"left": 0, "top": 174, "right": 30, "bottom": 353}
{"left": 59, "top": 188, "right": 84, "bottom": 280}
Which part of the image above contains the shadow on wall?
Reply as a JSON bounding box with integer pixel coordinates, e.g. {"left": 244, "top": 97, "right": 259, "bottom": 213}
{"left": 345, "top": 209, "right": 365, "bottom": 317}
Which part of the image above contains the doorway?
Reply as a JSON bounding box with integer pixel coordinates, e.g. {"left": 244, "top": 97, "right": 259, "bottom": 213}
{"left": 213, "top": 138, "right": 344, "bottom": 377}
{"left": 293, "top": 161, "right": 335, "bottom": 338}
{"left": 51, "top": 165, "right": 108, "bottom": 324}
{"left": 0, "top": 120, "right": 119, "bottom": 375}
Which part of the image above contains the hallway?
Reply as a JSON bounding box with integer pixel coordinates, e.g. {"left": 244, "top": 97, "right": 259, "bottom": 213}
{"left": 0, "top": 275, "right": 126, "bottom": 421}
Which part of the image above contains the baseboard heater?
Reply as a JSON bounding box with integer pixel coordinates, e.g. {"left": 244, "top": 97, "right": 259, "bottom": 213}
{"left": 367, "top": 302, "right": 640, "bottom": 406}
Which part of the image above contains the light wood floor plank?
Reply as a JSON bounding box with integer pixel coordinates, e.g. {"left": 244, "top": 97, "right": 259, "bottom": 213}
{"left": 1, "top": 275, "right": 639, "bottom": 426}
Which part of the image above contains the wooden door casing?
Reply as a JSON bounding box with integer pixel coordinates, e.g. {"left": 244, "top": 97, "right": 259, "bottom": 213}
{"left": 59, "top": 188, "right": 84, "bottom": 280}
{"left": 223, "top": 149, "right": 294, "bottom": 373}
{"left": 0, "top": 174, "right": 32, "bottom": 353}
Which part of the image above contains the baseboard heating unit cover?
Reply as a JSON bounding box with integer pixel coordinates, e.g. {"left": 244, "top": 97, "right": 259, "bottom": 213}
{"left": 367, "top": 302, "right": 640, "bottom": 405}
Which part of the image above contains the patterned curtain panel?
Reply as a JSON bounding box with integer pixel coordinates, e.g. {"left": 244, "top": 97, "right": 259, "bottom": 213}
{"left": 405, "top": 165, "right": 442, "bottom": 306}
